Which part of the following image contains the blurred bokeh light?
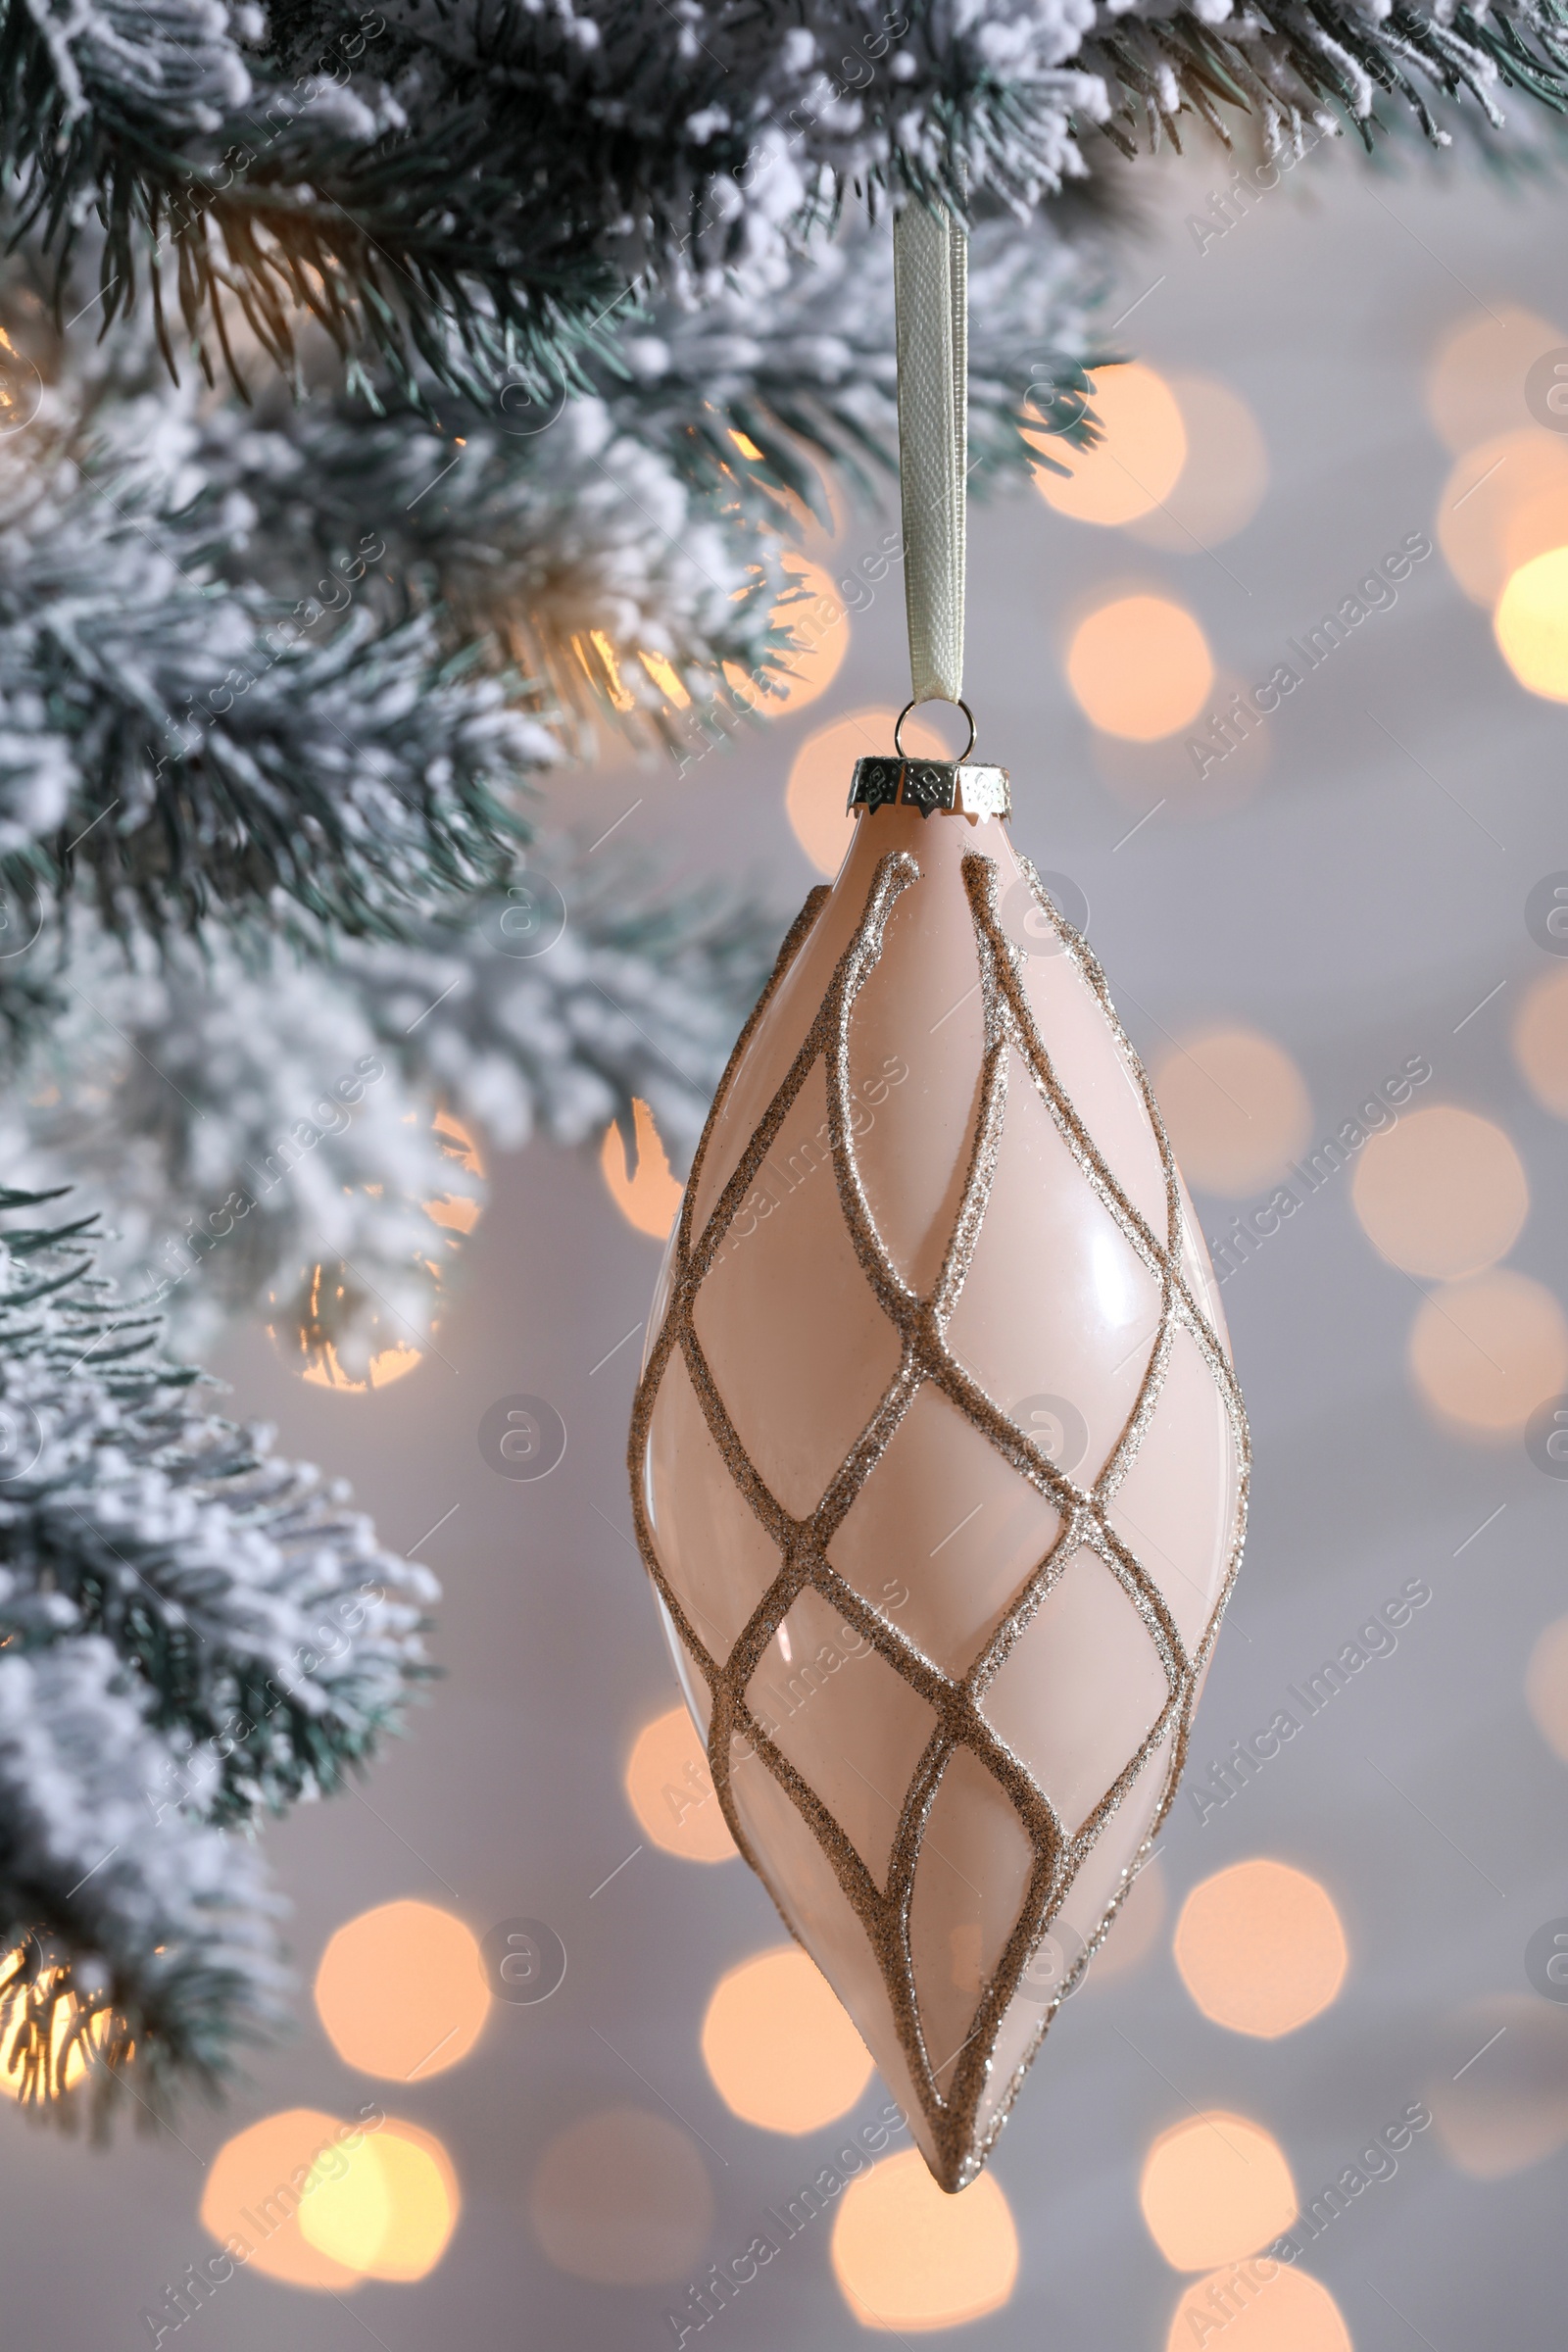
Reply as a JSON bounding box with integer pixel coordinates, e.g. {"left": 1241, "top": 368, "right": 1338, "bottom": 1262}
{"left": 0, "top": 1974, "right": 107, "bottom": 2103}
{"left": 1513, "top": 966, "right": 1568, "bottom": 1114}
{"left": 297, "top": 2119, "right": 459, "bottom": 2281}
{"left": 768, "top": 554, "right": 851, "bottom": 713}
{"left": 1427, "top": 1998, "right": 1568, "bottom": 2180}
{"left": 1152, "top": 1029, "right": 1312, "bottom": 1197}
{"left": 624, "top": 1705, "right": 739, "bottom": 1861}
{"left": 1124, "top": 375, "right": 1269, "bottom": 550}
{"left": 314, "top": 1900, "right": 489, "bottom": 2081}
{"left": 1351, "top": 1104, "right": 1528, "bottom": 1278}
{"left": 786, "top": 707, "right": 948, "bottom": 875}
{"left": 1139, "top": 2113, "right": 1297, "bottom": 2270}
{"left": 1525, "top": 1612, "right": 1568, "bottom": 1763}
{"left": 281, "top": 1261, "right": 427, "bottom": 1393}
{"left": 1495, "top": 545, "right": 1568, "bottom": 699}
{"left": 293, "top": 2132, "right": 391, "bottom": 2276}
{"left": 830, "top": 2146, "right": 1019, "bottom": 2329}
{"left": 366, "top": 2124, "right": 461, "bottom": 2280}
{"left": 1164, "top": 2262, "right": 1352, "bottom": 2351}
{"left": 701, "top": 1946, "right": 873, "bottom": 2132}
{"left": 528, "top": 2107, "right": 713, "bottom": 2282}
{"left": 202, "top": 2111, "right": 365, "bottom": 2289}
{"left": 426, "top": 1109, "right": 486, "bottom": 1233}
{"left": 1173, "top": 1860, "right": 1348, "bottom": 2037}
{"left": 1425, "top": 305, "right": 1564, "bottom": 452}
{"left": 1435, "top": 431, "right": 1568, "bottom": 606}
{"left": 601, "top": 1099, "right": 683, "bottom": 1239}
{"left": 1066, "top": 594, "right": 1213, "bottom": 741}
{"left": 638, "top": 650, "right": 691, "bottom": 710}
{"left": 1407, "top": 1269, "right": 1568, "bottom": 1436}
{"left": 1031, "top": 361, "right": 1188, "bottom": 526}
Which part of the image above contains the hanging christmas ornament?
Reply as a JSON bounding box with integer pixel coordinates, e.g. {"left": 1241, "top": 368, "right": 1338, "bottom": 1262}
{"left": 628, "top": 197, "right": 1249, "bottom": 2191}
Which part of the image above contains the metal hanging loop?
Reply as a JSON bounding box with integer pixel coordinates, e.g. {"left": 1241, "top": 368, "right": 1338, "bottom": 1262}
{"left": 894, "top": 697, "right": 976, "bottom": 761}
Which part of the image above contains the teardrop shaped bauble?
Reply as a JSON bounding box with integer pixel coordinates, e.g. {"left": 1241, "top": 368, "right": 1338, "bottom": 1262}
{"left": 628, "top": 765, "right": 1248, "bottom": 2191}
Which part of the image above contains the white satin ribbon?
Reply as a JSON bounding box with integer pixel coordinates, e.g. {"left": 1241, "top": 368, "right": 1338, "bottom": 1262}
{"left": 894, "top": 196, "right": 968, "bottom": 709}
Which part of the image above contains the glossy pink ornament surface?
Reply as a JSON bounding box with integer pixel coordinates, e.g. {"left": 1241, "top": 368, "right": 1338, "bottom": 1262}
{"left": 629, "top": 795, "right": 1248, "bottom": 2189}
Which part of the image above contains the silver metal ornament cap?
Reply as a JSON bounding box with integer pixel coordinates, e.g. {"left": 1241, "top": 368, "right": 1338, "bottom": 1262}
{"left": 849, "top": 755, "right": 1010, "bottom": 822}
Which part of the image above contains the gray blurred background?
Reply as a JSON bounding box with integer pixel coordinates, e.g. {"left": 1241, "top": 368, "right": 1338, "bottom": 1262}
{"left": 6, "top": 136, "right": 1567, "bottom": 2351}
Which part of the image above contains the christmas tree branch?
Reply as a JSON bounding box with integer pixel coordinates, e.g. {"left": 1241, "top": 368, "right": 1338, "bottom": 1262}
{"left": 6, "top": 0, "right": 1564, "bottom": 405}
{"left": 0, "top": 1189, "right": 437, "bottom": 2118}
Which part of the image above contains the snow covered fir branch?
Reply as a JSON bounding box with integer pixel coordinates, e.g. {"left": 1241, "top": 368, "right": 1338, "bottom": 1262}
{"left": 4, "top": 0, "right": 1567, "bottom": 408}
{"left": 0, "top": 1188, "right": 437, "bottom": 2118}
{"left": 0, "top": 852, "right": 782, "bottom": 1369}
{"left": 0, "top": 198, "right": 1098, "bottom": 946}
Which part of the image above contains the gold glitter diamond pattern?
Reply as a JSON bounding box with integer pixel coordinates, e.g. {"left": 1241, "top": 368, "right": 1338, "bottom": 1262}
{"left": 628, "top": 845, "right": 1250, "bottom": 2190}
